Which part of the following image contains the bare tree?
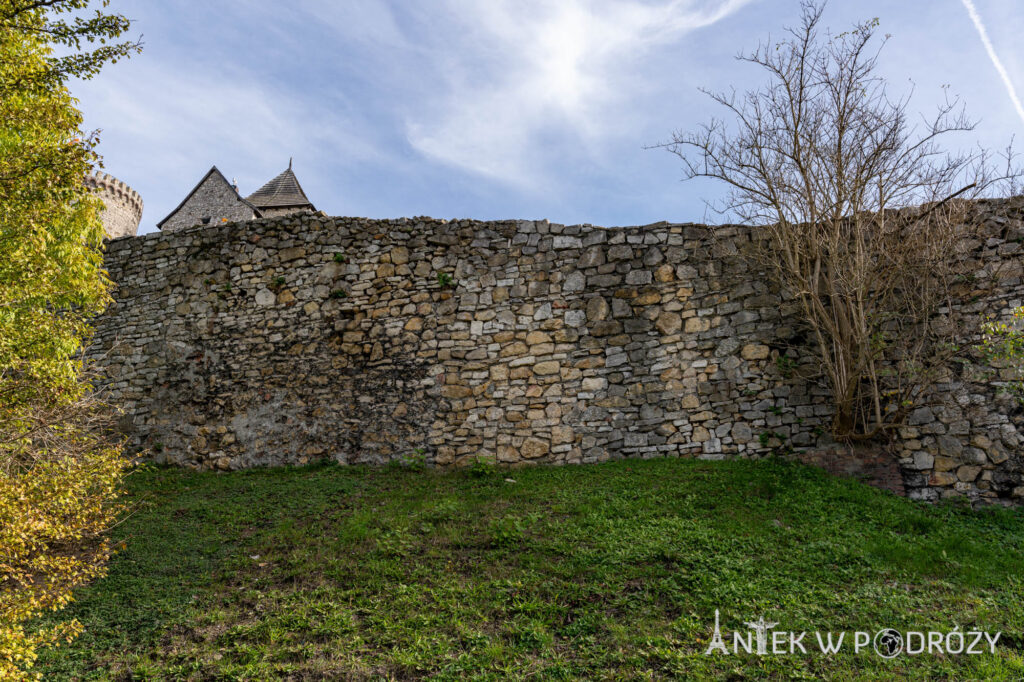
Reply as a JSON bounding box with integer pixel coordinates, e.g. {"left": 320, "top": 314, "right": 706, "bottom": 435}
{"left": 662, "top": 1, "right": 1017, "bottom": 439}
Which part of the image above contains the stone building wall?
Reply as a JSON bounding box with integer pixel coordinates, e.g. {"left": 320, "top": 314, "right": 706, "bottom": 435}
{"left": 258, "top": 207, "right": 309, "bottom": 218}
{"left": 90, "top": 201, "right": 1024, "bottom": 505}
{"left": 85, "top": 171, "right": 143, "bottom": 239}
{"left": 159, "top": 171, "right": 256, "bottom": 232}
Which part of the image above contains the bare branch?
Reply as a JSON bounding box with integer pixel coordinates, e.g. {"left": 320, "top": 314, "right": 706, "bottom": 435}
{"left": 659, "top": 1, "right": 1023, "bottom": 439}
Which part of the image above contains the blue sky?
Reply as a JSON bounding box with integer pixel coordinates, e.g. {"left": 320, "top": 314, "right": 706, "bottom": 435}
{"left": 73, "top": 0, "right": 1024, "bottom": 234}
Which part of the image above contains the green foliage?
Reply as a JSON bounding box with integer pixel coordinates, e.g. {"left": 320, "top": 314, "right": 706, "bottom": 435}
{"left": 758, "top": 431, "right": 793, "bottom": 455}
{"left": 390, "top": 448, "right": 427, "bottom": 472}
{"left": 0, "top": 1, "right": 138, "bottom": 678}
{"left": 34, "top": 459, "right": 1024, "bottom": 679}
{"left": 332, "top": 252, "right": 346, "bottom": 263}
{"left": 270, "top": 275, "right": 286, "bottom": 290}
{"left": 488, "top": 512, "right": 542, "bottom": 548}
{"left": 0, "top": 42, "right": 107, "bottom": 410}
{"left": 0, "top": 0, "right": 140, "bottom": 88}
{"left": 329, "top": 288, "right": 347, "bottom": 299}
{"left": 775, "top": 354, "right": 797, "bottom": 378}
{"left": 436, "top": 271, "right": 454, "bottom": 288}
{"left": 466, "top": 454, "right": 496, "bottom": 478}
{"left": 980, "top": 307, "right": 1024, "bottom": 404}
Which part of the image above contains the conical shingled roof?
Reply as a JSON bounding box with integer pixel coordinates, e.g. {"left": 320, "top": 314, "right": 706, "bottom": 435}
{"left": 246, "top": 162, "right": 315, "bottom": 211}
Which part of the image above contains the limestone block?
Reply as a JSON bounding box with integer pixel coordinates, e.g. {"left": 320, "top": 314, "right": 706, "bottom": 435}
{"left": 655, "top": 312, "right": 682, "bottom": 335}
{"left": 521, "top": 437, "right": 549, "bottom": 459}
{"left": 684, "top": 317, "right": 710, "bottom": 333}
{"left": 533, "top": 361, "right": 560, "bottom": 375}
{"left": 741, "top": 344, "right": 770, "bottom": 360}
{"left": 586, "top": 297, "right": 610, "bottom": 321}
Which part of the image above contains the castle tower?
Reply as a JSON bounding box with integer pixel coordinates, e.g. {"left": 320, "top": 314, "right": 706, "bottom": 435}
{"left": 84, "top": 171, "right": 143, "bottom": 239}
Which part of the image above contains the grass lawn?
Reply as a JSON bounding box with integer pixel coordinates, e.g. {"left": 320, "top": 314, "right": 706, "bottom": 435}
{"left": 36, "top": 458, "right": 1024, "bottom": 680}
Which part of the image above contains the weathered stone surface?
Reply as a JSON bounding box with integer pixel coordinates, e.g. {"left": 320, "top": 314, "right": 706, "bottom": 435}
{"left": 390, "top": 246, "right": 410, "bottom": 265}
{"left": 608, "top": 245, "right": 633, "bottom": 261}
{"left": 441, "top": 385, "right": 472, "bottom": 399}
{"left": 741, "top": 344, "right": 770, "bottom": 360}
{"left": 655, "top": 312, "right": 682, "bottom": 335}
{"left": 87, "top": 171, "right": 143, "bottom": 239}
{"left": 591, "top": 321, "right": 622, "bottom": 337}
{"left": 533, "top": 361, "right": 560, "bottom": 375}
{"left": 732, "top": 423, "right": 753, "bottom": 443}
{"left": 912, "top": 452, "right": 934, "bottom": 470}
{"left": 908, "top": 407, "right": 935, "bottom": 426}
{"left": 586, "top": 296, "right": 609, "bottom": 322}
{"left": 553, "top": 236, "right": 583, "bottom": 249}
{"left": 685, "top": 317, "right": 710, "bottom": 333}
{"left": 957, "top": 465, "right": 982, "bottom": 482}
{"left": 255, "top": 288, "right": 275, "bottom": 306}
{"left": 521, "top": 438, "right": 549, "bottom": 459}
{"left": 681, "top": 395, "right": 701, "bottom": 409}
{"left": 563, "top": 271, "right": 586, "bottom": 293}
{"left": 87, "top": 202, "right": 1024, "bottom": 505}
{"left": 578, "top": 246, "right": 605, "bottom": 268}
{"left": 937, "top": 435, "right": 963, "bottom": 457}
{"left": 158, "top": 169, "right": 258, "bottom": 233}
{"left": 552, "top": 426, "right": 575, "bottom": 445}
{"left": 526, "top": 331, "right": 552, "bottom": 345}
{"left": 565, "top": 310, "right": 586, "bottom": 327}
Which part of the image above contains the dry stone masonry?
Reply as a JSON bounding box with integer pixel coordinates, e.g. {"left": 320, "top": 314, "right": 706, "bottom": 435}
{"left": 157, "top": 167, "right": 259, "bottom": 232}
{"left": 84, "top": 171, "right": 143, "bottom": 239}
{"left": 91, "top": 200, "right": 1024, "bottom": 505}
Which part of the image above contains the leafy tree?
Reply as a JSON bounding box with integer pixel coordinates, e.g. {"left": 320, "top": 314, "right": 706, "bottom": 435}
{"left": 0, "top": 1, "right": 139, "bottom": 678}
{"left": 661, "top": 1, "right": 1018, "bottom": 439}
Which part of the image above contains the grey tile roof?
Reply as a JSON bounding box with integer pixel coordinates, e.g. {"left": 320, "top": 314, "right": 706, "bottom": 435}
{"left": 246, "top": 163, "right": 315, "bottom": 210}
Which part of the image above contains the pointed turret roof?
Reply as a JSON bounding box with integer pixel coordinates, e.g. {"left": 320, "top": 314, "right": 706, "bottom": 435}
{"left": 246, "top": 160, "right": 315, "bottom": 211}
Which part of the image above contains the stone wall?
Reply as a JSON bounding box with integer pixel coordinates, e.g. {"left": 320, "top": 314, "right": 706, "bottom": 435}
{"left": 90, "top": 201, "right": 1024, "bottom": 504}
{"left": 259, "top": 207, "right": 310, "bottom": 219}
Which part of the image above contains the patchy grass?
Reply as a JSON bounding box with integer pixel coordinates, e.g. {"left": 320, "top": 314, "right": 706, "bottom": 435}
{"left": 37, "top": 458, "right": 1024, "bottom": 680}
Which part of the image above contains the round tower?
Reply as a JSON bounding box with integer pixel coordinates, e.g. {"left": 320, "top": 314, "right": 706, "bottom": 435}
{"left": 84, "top": 171, "right": 143, "bottom": 239}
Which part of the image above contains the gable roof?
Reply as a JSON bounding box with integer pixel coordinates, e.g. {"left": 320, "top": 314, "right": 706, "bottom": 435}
{"left": 156, "top": 165, "right": 260, "bottom": 230}
{"left": 246, "top": 162, "right": 315, "bottom": 210}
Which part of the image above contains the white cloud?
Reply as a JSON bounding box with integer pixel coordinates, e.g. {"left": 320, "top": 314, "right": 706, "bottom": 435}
{"left": 404, "top": 0, "right": 753, "bottom": 186}
{"left": 74, "top": 57, "right": 388, "bottom": 227}
{"left": 295, "top": 0, "right": 406, "bottom": 48}
{"left": 960, "top": 0, "right": 1024, "bottom": 125}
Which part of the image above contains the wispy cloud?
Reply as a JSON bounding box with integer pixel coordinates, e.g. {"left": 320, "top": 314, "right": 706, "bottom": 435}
{"left": 960, "top": 0, "right": 1024, "bottom": 124}
{"left": 296, "top": 0, "right": 406, "bottom": 48}
{"left": 75, "top": 0, "right": 1024, "bottom": 232}
{"left": 77, "top": 57, "right": 389, "bottom": 226}
{"left": 404, "top": 0, "right": 753, "bottom": 187}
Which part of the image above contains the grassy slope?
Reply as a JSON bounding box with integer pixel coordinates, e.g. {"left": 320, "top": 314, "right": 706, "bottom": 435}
{"left": 37, "top": 458, "right": 1024, "bottom": 680}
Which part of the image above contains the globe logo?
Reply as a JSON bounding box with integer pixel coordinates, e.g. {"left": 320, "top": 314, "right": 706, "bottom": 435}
{"left": 873, "top": 629, "right": 903, "bottom": 658}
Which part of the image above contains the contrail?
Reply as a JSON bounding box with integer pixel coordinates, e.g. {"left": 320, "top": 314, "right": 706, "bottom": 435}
{"left": 960, "top": 0, "right": 1024, "bottom": 125}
